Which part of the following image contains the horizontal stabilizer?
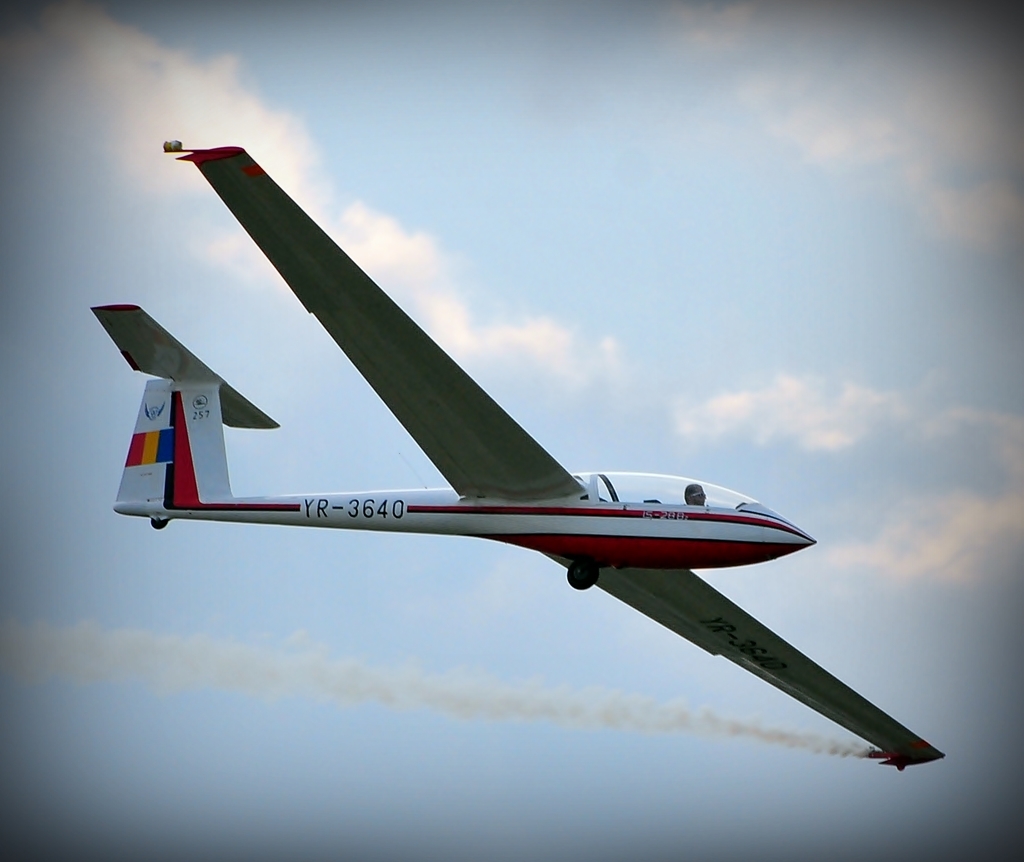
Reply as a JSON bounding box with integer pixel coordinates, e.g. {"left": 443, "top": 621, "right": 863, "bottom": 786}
{"left": 92, "top": 305, "right": 278, "bottom": 429}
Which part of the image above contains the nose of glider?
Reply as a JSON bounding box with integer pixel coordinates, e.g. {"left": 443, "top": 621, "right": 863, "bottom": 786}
{"left": 778, "top": 520, "right": 816, "bottom": 560}
{"left": 786, "top": 518, "right": 819, "bottom": 552}
{"left": 775, "top": 513, "right": 815, "bottom": 548}
{"left": 740, "top": 501, "right": 816, "bottom": 548}
{"left": 773, "top": 511, "right": 816, "bottom": 550}
{"left": 795, "top": 526, "right": 817, "bottom": 547}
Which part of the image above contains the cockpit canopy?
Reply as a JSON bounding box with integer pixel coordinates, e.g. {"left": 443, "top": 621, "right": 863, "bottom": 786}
{"left": 573, "top": 471, "right": 773, "bottom": 513}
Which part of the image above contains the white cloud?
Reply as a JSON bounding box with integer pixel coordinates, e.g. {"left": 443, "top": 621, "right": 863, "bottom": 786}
{"left": 675, "top": 374, "right": 908, "bottom": 451}
{"left": 828, "top": 486, "right": 1024, "bottom": 582}
{"left": 731, "top": 23, "right": 1024, "bottom": 250}
{"left": 328, "top": 201, "right": 622, "bottom": 383}
{"left": 4, "top": 1, "right": 618, "bottom": 385}
{"left": 676, "top": 374, "right": 1024, "bottom": 580}
{"left": 741, "top": 78, "right": 904, "bottom": 166}
{"left": 0, "top": 0, "right": 323, "bottom": 205}
{"left": 194, "top": 229, "right": 280, "bottom": 284}
{"left": 913, "top": 175, "right": 1024, "bottom": 250}
{"left": 829, "top": 411, "right": 1024, "bottom": 581}
{"left": 671, "top": 2, "right": 755, "bottom": 50}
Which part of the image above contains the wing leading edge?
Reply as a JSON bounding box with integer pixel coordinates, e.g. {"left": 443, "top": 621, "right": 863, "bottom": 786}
{"left": 178, "top": 146, "right": 580, "bottom": 502}
{"left": 597, "top": 567, "right": 944, "bottom": 768}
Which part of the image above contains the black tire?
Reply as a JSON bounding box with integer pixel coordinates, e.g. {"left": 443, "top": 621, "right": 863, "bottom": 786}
{"left": 150, "top": 518, "right": 169, "bottom": 530}
{"left": 567, "top": 559, "right": 599, "bottom": 590}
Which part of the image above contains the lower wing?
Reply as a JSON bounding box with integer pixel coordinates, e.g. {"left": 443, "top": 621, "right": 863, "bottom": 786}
{"left": 597, "top": 567, "right": 944, "bottom": 768}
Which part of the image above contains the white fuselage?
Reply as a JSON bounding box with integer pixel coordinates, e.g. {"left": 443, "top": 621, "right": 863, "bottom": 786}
{"left": 117, "top": 482, "right": 814, "bottom": 570}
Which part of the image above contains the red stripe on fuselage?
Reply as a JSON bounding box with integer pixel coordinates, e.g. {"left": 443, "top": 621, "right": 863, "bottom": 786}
{"left": 487, "top": 534, "right": 805, "bottom": 569}
{"left": 408, "top": 503, "right": 643, "bottom": 518}
{"left": 407, "top": 503, "right": 808, "bottom": 540}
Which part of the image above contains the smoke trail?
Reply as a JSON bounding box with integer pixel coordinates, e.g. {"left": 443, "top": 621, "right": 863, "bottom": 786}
{"left": 0, "top": 620, "right": 871, "bottom": 758}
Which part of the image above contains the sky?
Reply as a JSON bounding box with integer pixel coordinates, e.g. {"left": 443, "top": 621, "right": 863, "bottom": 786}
{"left": 1, "top": 2, "right": 1022, "bottom": 860}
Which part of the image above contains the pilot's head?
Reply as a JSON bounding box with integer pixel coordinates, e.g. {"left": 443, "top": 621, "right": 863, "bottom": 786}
{"left": 685, "top": 483, "right": 706, "bottom": 506}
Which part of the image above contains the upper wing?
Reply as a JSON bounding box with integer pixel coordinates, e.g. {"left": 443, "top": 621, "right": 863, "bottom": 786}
{"left": 597, "top": 567, "right": 944, "bottom": 768}
{"left": 178, "top": 146, "right": 580, "bottom": 501}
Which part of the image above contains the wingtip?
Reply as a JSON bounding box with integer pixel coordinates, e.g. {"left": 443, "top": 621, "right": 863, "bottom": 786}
{"left": 867, "top": 746, "right": 945, "bottom": 770}
{"left": 163, "top": 141, "right": 248, "bottom": 164}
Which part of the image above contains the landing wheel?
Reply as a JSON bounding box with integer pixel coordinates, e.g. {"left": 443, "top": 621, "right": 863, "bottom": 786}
{"left": 150, "top": 518, "right": 169, "bottom": 530}
{"left": 567, "top": 559, "right": 599, "bottom": 590}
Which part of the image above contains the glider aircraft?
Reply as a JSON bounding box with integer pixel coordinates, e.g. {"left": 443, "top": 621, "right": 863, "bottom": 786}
{"left": 92, "top": 141, "right": 943, "bottom": 770}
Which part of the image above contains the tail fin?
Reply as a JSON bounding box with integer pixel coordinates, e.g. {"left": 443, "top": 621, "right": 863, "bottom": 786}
{"left": 92, "top": 305, "right": 277, "bottom": 514}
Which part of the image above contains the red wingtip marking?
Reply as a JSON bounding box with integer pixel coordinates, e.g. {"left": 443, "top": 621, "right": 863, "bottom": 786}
{"left": 911, "top": 739, "right": 931, "bottom": 749}
{"left": 120, "top": 350, "right": 141, "bottom": 371}
{"left": 177, "top": 146, "right": 247, "bottom": 166}
{"left": 94, "top": 304, "right": 141, "bottom": 312}
{"left": 242, "top": 164, "right": 265, "bottom": 176}
{"left": 867, "top": 749, "right": 941, "bottom": 770}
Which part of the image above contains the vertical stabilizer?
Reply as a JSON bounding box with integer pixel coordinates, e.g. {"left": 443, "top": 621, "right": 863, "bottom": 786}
{"left": 166, "top": 383, "right": 233, "bottom": 506}
{"left": 117, "top": 380, "right": 234, "bottom": 510}
{"left": 94, "top": 304, "right": 277, "bottom": 518}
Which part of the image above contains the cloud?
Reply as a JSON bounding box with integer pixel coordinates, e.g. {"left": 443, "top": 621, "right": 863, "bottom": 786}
{"left": 327, "top": 202, "right": 622, "bottom": 383}
{"left": 675, "top": 374, "right": 908, "bottom": 451}
{"left": 0, "top": 619, "right": 870, "bottom": 758}
{"left": 675, "top": 379, "right": 1024, "bottom": 581}
{"left": 741, "top": 78, "right": 904, "bottom": 166}
{"left": 746, "top": 75, "right": 1024, "bottom": 249}
{"left": 913, "top": 175, "right": 1024, "bottom": 251}
{"left": 2, "top": 1, "right": 618, "bottom": 384}
{"left": 194, "top": 192, "right": 622, "bottom": 383}
{"left": 0, "top": 0, "right": 322, "bottom": 204}
{"left": 828, "top": 411, "right": 1024, "bottom": 581}
{"left": 730, "top": 14, "right": 1024, "bottom": 250}
{"left": 671, "top": 2, "right": 755, "bottom": 50}
{"left": 828, "top": 486, "right": 1024, "bottom": 581}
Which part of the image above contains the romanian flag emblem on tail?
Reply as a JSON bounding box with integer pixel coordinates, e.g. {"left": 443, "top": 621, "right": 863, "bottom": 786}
{"left": 125, "top": 428, "right": 174, "bottom": 467}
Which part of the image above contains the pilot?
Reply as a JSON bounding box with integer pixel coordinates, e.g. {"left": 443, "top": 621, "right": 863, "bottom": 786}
{"left": 684, "top": 483, "right": 707, "bottom": 506}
